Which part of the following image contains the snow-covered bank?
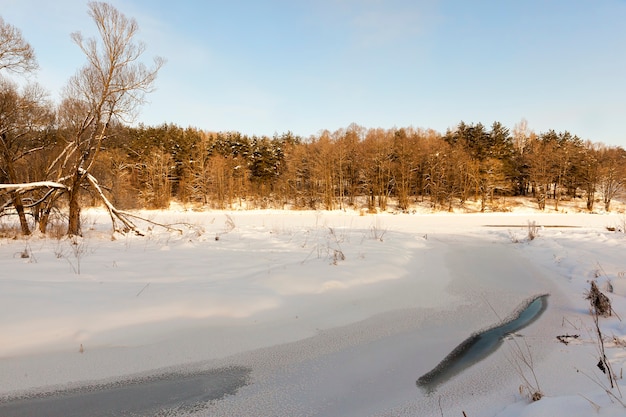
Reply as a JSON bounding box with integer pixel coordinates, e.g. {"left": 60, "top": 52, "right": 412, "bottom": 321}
{"left": 1, "top": 208, "right": 625, "bottom": 416}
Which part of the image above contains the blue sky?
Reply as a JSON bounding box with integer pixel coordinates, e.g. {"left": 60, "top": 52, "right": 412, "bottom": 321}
{"left": 2, "top": 0, "right": 626, "bottom": 146}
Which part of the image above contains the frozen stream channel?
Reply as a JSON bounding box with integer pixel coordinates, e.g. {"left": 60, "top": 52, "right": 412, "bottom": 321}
{"left": 0, "top": 234, "right": 562, "bottom": 417}
{"left": 197, "top": 235, "right": 562, "bottom": 417}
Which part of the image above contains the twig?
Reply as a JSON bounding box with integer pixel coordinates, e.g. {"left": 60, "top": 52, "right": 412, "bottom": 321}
{"left": 490, "top": 295, "right": 543, "bottom": 400}
{"left": 578, "top": 394, "right": 601, "bottom": 412}
{"left": 562, "top": 316, "right": 581, "bottom": 330}
{"left": 576, "top": 367, "right": 626, "bottom": 407}
{"left": 480, "top": 294, "right": 502, "bottom": 321}
{"left": 611, "top": 306, "right": 623, "bottom": 322}
{"left": 506, "top": 337, "right": 542, "bottom": 400}
{"left": 300, "top": 244, "right": 318, "bottom": 265}
{"left": 119, "top": 211, "right": 184, "bottom": 234}
{"left": 136, "top": 282, "right": 150, "bottom": 297}
{"left": 591, "top": 305, "right": 619, "bottom": 391}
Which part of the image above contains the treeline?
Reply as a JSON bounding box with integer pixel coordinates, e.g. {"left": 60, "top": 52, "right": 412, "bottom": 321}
{"left": 7, "top": 120, "right": 624, "bottom": 214}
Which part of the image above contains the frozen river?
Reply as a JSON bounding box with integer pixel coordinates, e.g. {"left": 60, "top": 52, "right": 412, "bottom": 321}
{"left": 1, "top": 234, "right": 561, "bottom": 416}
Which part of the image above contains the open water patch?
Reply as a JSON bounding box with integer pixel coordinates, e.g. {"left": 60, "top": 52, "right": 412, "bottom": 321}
{"left": 0, "top": 366, "right": 251, "bottom": 417}
{"left": 417, "top": 294, "right": 548, "bottom": 391}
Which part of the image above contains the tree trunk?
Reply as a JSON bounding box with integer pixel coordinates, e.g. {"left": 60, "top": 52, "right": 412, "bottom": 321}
{"left": 480, "top": 183, "right": 487, "bottom": 212}
{"left": 1, "top": 141, "right": 31, "bottom": 235}
{"left": 67, "top": 180, "right": 82, "bottom": 236}
{"left": 11, "top": 192, "right": 31, "bottom": 235}
{"left": 554, "top": 188, "right": 560, "bottom": 211}
{"left": 587, "top": 191, "right": 595, "bottom": 211}
{"left": 39, "top": 210, "right": 50, "bottom": 234}
{"left": 36, "top": 190, "right": 62, "bottom": 234}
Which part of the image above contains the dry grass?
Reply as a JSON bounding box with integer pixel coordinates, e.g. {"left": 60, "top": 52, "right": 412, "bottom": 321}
{"left": 585, "top": 281, "right": 612, "bottom": 318}
{"left": 507, "top": 336, "right": 543, "bottom": 402}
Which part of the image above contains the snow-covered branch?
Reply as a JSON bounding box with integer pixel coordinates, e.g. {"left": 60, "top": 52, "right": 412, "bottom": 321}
{"left": 0, "top": 181, "right": 67, "bottom": 192}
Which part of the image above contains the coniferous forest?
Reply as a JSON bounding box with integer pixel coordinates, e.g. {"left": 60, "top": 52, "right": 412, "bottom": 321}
{"left": 5, "top": 119, "right": 626, "bottom": 212}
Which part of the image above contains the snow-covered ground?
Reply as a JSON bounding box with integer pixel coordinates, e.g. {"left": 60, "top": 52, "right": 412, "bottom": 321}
{"left": 1, "top": 203, "right": 626, "bottom": 416}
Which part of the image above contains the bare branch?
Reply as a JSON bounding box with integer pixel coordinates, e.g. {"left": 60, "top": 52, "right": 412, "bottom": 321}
{"left": 0, "top": 16, "right": 38, "bottom": 74}
{"left": 81, "top": 169, "right": 144, "bottom": 236}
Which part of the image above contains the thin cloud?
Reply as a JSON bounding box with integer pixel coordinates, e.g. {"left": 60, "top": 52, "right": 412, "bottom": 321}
{"left": 330, "top": 0, "right": 441, "bottom": 48}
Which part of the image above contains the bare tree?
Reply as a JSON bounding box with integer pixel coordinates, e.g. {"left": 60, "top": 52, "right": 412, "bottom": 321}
{"left": 578, "top": 141, "right": 600, "bottom": 211}
{"left": 2, "top": 3, "right": 164, "bottom": 236}
{"left": 51, "top": 2, "right": 164, "bottom": 235}
{"left": 138, "top": 147, "right": 172, "bottom": 209}
{"left": 512, "top": 118, "right": 530, "bottom": 156}
{"left": 0, "top": 79, "right": 53, "bottom": 234}
{"left": 0, "top": 16, "right": 38, "bottom": 74}
{"left": 391, "top": 128, "right": 417, "bottom": 211}
{"left": 0, "top": 19, "right": 49, "bottom": 235}
{"left": 527, "top": 137, "right": 552, "bottom": 210}
{"left": 311, "top": 131, "right": 336, "bottom": 210}
{"left": 361, "top": 128, "right": 394, "bottom": 211}
{"left": 598, "top": 146, "right": 626, "bottom": 212}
